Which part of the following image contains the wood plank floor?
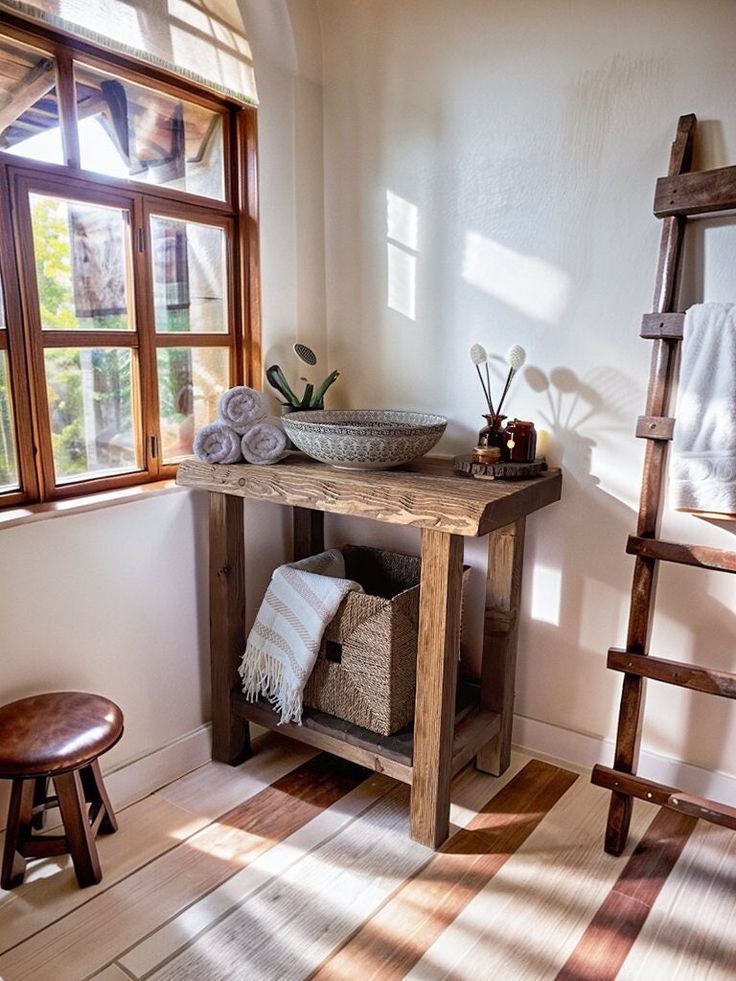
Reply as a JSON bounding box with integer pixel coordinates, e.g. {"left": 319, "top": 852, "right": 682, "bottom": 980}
{"left": 0, "top": 731, "right": 734, "bottom": 980}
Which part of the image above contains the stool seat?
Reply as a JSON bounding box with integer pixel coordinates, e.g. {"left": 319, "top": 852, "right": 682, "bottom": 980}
{"left": 0, "top": 691, "right": 124, "bottom": 890}
{"left": 0, "top": 692, "right": 123, "bottom": 777}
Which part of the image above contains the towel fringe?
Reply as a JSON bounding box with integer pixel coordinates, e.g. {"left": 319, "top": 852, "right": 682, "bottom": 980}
{"left": 238, "top": 642, "right": 304, "bottom": 725}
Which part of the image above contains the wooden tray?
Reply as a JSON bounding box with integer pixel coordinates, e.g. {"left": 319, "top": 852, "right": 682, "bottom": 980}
{"left": 454, "top": 454, "right": 547, "bottom": 480}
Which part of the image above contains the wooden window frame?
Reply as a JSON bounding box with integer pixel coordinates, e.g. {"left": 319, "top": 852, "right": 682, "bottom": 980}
{"left": 0, "top": 14, "right": 260, "bottom": 508}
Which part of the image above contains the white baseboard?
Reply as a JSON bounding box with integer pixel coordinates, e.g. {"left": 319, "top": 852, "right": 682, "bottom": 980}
{"left": 3, "top": 714, "right": 735, "bottom": 836}
{"left": 0, "top": 723, "right": 279, "bottom": 835}
{"left": 513, "top": 713, "right": 736, "bottom": 806}
{"left": 102, "top": 723, "right": 215, "bottom": 811}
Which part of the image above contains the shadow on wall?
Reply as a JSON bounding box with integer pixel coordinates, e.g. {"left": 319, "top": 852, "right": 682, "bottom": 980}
{"left": 517, "top": 338, "right": 736, "bottom": 782}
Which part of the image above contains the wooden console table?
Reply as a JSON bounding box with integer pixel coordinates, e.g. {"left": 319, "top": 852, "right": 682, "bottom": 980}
{"left": 176, "top": 455, "right": 561, "bottom": 848}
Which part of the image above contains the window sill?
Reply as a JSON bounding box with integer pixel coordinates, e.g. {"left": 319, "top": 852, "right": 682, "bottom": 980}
{"left": 0, "top": 480, "right": 188, "bottom": 531}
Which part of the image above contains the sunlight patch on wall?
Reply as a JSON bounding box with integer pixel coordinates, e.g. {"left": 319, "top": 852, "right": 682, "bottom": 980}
{"left": 387, "top": 243, "right": 417, "bottom": 320}
{"left": 386, "top": 190, "right": 418, "bottom": 321}
{"left": 530, "top": 563, "right": 562, "bottom": 625}
{"left": 462, "top": 230, "right": 571, "bottom": 325}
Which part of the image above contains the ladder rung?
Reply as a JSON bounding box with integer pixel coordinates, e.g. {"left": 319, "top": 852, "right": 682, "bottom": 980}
{"left": 592, "top": 765, "right": 736, "bottom": 831}
{"left": 640, "top": 312, "right": 684, "bottom": 339}
{"left": 627, "top": 535, "right": 736, "bottom": 573}
{"left": 636, "top": 415, "right": 675, "bottom": 440}
{"left": 655, "top": 164, "right": 736, "bottom": 217}
{"left": 608, "top": 648, "right": 736, "bottom": 698}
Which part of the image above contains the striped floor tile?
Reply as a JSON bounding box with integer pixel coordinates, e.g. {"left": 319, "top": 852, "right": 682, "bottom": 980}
{"left": 0, "top": 753, "right": 370, "bottom": 981}
{"left": 314, "top": 759, "right": 578, "bottom": 981}
{"left": 2, "top": 747, "right": 735, "bottom": 981}
{"left": 618, "top": 816, "right": 736, "bottom": 980}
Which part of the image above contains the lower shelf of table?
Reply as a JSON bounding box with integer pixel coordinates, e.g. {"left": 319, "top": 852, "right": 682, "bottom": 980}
{"left": 231, "top": 688, "right": 500, "bottom": 786}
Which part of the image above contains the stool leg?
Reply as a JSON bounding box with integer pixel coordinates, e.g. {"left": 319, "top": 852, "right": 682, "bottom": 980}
{"left": 80, "top": 759, "right": 118, "bottom": 834}
{"left": 31, "top": 776, "right": 50, "bottom": 830}
{"left": 2, "top": 779, "right": 34, "bottom": 889}
{"left": 54, "top": 770, "right": 102, "bottom": 888}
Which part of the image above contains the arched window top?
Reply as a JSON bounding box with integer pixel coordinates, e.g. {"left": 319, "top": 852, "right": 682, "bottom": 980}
{"left": 0, "top": 0, "right": 258, "bottom": 106}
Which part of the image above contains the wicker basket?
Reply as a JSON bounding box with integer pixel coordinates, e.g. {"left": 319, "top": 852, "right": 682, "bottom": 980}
{"left": 303, "top": 546, "right": 468, "bottom": 736}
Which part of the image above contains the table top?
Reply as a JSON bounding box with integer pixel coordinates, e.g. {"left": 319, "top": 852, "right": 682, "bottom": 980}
{"left": 176, "top": 454, "right": 562, "bottom": 537}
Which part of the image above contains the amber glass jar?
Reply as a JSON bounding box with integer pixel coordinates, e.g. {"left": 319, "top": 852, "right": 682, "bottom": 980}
{"left": 502, "top": 419, "right": 537, "bottom": 462}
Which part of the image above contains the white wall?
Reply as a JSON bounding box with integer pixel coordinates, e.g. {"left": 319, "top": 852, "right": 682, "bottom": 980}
{"left": 316, "top": 0, "right": 736, "bottom": 787}
{"left": 3, "top": 0, "right": 736, "bottom": 816}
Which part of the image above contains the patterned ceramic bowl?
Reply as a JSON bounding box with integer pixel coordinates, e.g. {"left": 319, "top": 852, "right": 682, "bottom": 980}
{"left": 282, "top": 409, "right": 448, "bottom": 470}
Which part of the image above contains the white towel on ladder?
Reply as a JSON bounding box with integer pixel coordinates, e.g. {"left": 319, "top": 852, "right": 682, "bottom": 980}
{"left": 239, "top": 549, "right": 363, "bottom": 724}
{"left": 670, "top": 302, "right": 736, "bottom": 514}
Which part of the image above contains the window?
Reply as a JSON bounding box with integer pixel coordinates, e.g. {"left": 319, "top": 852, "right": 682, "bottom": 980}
{"left": 0, "top": 19, "right": 258, "bottom": 507}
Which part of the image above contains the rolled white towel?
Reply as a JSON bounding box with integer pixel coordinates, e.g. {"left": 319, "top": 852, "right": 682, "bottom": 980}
{"left": 241, "top": 418, "right": 288, "bottom": 465}
{"left": 193, "top": 421, "right": 243, "bottom": 464}
{"left": 218, "top": 386, "right": 267, "bottom": 434}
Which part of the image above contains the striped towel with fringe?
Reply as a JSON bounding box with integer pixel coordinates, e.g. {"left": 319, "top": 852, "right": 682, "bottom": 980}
{"left": 239, "top": 549, "right": 363, "bottom": 724}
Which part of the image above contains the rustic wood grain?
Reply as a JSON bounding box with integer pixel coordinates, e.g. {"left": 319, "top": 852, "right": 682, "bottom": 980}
{"left": 635, "top": 415, "right": 675, "bottom": 440}
{"left": 607, "top": 648, "right": 736, "bottom": 699}
{"left": 176, "top": 456, "right": 562, "bottom": 537}
{"left": 195, "top": 455, "right": 560, "bottom": 851}
{"left": 293, "top": 505, "right": 325, "bottom": 560}
{"left": 627, "top": 535, "right": 736, "bottom": 573}
{"left": 231, "top": 695, "right": 414, "bottom": 784}
{"left": 593, "top": 765, "right": 736, "bottom": 831}
{"left": 640, "top": 311, "right": 684, "bottom": 339}
{"left": 209, "top": 492, "right": 249, "bottom": 765}
{"left": 453, "top": 455, "right": 547, "bottom": 480}
{"left": 604, "top": 113, "right": 696, "bottom": 856}
{"left": 476, "top": 518, "right": 526, "bottom": 775}
{"left": 1, "top": 778, "right": 33, "bottom": 889}
{"left": 450, "top": 709, "right": 500, "bottom": 776}
{"left": 556, "top": 807, "right": 696, "bottom": 981}
{"left": 53, "top": 769, "right": 102, "bottom": 887}
{"left": 654, "top": 164, "right": 736, "bottom": 217}
{"left": 410, "top": 529, "right": 464, "bottom": 847}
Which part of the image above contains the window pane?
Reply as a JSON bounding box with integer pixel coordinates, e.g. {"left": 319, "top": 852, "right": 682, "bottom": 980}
{"left": 30, "top": 194, "right": 134, "bottom": 331}
{"left": 45, "top": 347, "right": 139, "bottom": 483}
{"left": 151, "top": 217, "right": 227, "bottom": 332}
{"left": 0, "top": 352, "right": 18, "bottom": 492}
{"left": 75, "top": 63, "right": 225, "bottom": 200}
{"left": 0, "top": 38, "right": 63, "bottom": 165}
{"left": 157, "top": 347, "right": 229, "bottom": 462}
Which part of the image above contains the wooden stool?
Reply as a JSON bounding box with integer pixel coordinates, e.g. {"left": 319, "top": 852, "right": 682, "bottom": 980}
{"left": 0, "top": 691, "right": 124, "bottom": 889}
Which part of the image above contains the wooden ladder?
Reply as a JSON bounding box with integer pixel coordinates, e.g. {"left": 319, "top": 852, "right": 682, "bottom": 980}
{"left": 591, "top": 113, "right": 736, "bottom": 854}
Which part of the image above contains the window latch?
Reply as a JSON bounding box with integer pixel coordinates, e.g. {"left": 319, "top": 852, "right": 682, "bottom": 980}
{"left": 150, "top": 435, "right": 158, "bottom": 458}
{"left": 137, "top": 228, "right": 145, "bottom": 253}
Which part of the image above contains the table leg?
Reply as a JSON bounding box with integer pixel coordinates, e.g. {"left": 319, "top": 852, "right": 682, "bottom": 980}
{"left": 209, "top": 492, "right": 250, "bottom": 764}
{"left": 293, "top": 507, "right": 324, "bottom": 561}
{"left": 410, "top": 528, "right": 464, "bottom": 848}
{"left": 476, "top": 517, "right": 526, "bottom": 775}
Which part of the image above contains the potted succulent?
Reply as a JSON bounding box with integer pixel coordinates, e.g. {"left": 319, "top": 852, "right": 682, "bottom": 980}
{"left": 266, "top": 343, "right": 340, "bottom": 412}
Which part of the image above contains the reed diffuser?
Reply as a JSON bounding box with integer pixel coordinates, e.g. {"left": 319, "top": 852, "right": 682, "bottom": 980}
{"left": 470, "top": 343, "right": 527, "bottom": 461}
